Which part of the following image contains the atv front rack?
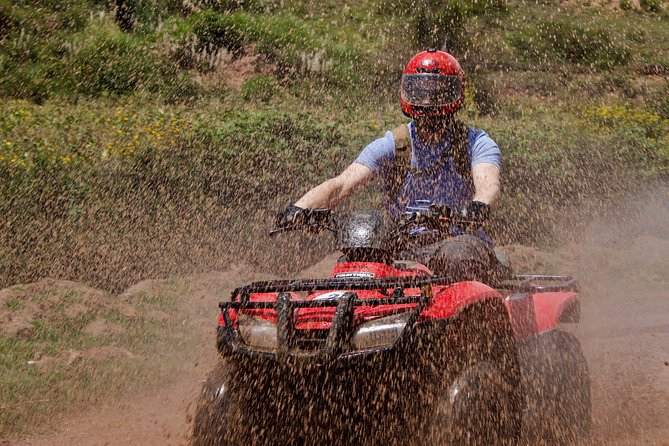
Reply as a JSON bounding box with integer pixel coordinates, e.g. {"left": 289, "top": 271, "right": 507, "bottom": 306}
{"left": 218, "top": 276, "right": 448, "bottom": 363}
{"left": 225, "top": 273, "right": 578, "bottom": 302}
{"left": 228, "top": 275, "right": 459, "bottom": 302}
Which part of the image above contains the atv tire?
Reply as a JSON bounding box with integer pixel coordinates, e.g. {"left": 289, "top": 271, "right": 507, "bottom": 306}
{"left": 192, "top": 360, "right": 248, "bottom": 446}
{"left": 520, "top": 330, "right": 591, "bottom": 445}
{"left": 192, "top": 360, "right": 296, "bottom": 446}
{"left": 427, "top": 300, "right": 523, "bottom": 446}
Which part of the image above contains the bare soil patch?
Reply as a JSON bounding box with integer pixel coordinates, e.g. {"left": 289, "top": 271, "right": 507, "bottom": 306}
{"left": 83, "top": 319, "right": 125, "bottom": 337}
{"left": 0, "top": 279, "right": 111, "bottom": 337}
{"left": 195, "top": 47, "right": 279, "bottom": 90}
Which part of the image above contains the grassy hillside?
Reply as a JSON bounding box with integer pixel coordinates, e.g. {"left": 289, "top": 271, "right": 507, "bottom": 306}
{"left": 0, "top": 0, "right": 668, "bottom": 291}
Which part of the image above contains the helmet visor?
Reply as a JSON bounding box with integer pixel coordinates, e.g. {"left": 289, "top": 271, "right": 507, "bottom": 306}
{"left": 400, "top": 74, "right": 462, "bottom": 106}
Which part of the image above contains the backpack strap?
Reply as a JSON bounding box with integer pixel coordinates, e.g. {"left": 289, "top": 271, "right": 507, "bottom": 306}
{"left": 450, "top": 120, "right": 472, "bottom": 181}
{"left": 388, "top": 123, "right": 412, "bottom": 199}
{"left": 391, "top": 123, "right": 411, "bottom": 152}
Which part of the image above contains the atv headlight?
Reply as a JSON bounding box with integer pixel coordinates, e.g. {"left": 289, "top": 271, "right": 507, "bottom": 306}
{"left": 351, "top": 313, "right": 411, "bottom": 351}
{"left": 237, "top": 314, "right": 278, "bottom": 351}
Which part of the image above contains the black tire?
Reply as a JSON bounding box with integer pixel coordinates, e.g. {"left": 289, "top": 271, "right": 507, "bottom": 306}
{"left": 192, "top": 361, "right": 243, "bottom": 446}
{"left": 521, "top": 330, "right": 591, "bottom": 444}
{"left": 192, "top": 360, "right": 295, "bottom": 446}
{"left": 426, "top": 300, "right": 523, "bottom": 446}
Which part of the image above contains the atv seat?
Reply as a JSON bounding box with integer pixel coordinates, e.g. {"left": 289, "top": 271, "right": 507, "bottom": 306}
{"left": 493, "top": 247, "right": 514, "bottom": 284}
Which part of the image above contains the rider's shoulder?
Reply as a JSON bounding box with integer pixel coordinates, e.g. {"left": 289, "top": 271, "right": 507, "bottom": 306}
{"left": 467, "top": 126, "right": 496, "bottom": 145}
{"left": 390, "top": 122, "right": 411, "bottom": 152}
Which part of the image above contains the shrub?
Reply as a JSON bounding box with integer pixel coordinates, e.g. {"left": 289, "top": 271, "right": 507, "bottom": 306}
{"left": 414, "top": 0, "right": 469, "bottom": 50}
{"left": 0, "top": 17, "right": 198, "bottom": 100}
{"left": 640, "top": 0, "right": 664, "bottom": 13}
{"left": 113, "top": 0, "right": 191, "bottom": 32}
{"left": 0, "top": 1, "right": 15, "bottom": 40}
{"left": 183, "top": 0, "right": 276, "bottom": 13}
{"left": 0, "top": 39, "right": 56, "bottom": 101}
{"left": 178, "top": 9, "right": 308, "bottom": 66}
{"left": 585, "top": 104, "right": 669, "bottom": 140}
{"left": 626, "top": 28, "right": 647, "bottom": 43}
{"left": 379, "top": 0, "right": 508, "bottom": 51}
{"left": 190, "top": 8, "right": 246, "bottom": 53}
{"left": 177, "top": 9, "right": 365, "bottom": 89}
{"left": 619, "top": 0, "right": 633, "bottom": 10}
{"left": 11, "top": 0, "right": 90, "bottom": 35}
{"left": 646, "top": 82, "right": 669, "bottom": 119}
{"left": 71, "top": 32, "right": 156, "bottom": 95}
{"left": 509, "top": 21, "right": 630, "bottom": 69}
{"left": 240, "top": 75, "right": 278, "bottom": 102}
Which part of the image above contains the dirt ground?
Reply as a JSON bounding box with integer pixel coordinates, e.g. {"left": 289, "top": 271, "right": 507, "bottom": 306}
{"left": 568, "top": 189, "right": 669, "bottom": 446}
{"left": 5, "top": 189, "right": 669, "bottom": 446}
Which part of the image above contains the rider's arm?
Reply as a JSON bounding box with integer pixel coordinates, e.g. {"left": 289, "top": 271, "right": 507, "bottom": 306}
{"left": 294, "top": 162, "right": 374, "bottom": 209}
{"left": 471, "top": 162, "right": 501, "bottom": 206}
{"left": 469, "top": 128, "right": 501, "bottom": 207}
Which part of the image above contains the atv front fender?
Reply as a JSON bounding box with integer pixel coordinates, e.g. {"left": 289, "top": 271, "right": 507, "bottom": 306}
{"left": 420, "top": 281, "right": 502, "bottom": 321}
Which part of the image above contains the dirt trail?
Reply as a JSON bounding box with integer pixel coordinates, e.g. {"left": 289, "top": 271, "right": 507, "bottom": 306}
{"left": 571, "top": 189, "right": 669, "bottom": 446}
{"left": 8, "top": 190, "right": 669, "bottom": 446}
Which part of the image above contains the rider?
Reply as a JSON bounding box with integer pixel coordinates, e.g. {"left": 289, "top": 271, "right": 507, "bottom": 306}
{"left": 276, "top": 49, "right": 508, "bottom": 283}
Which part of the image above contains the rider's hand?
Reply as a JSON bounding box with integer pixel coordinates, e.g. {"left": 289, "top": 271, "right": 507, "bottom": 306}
{"left": 459, "top": 201, "right": 491, "bottom": 223}
{"left": 275, "top": 204, "right": 307, "bottom": 228}
{"left": 429, "top": 204, "right": 454, "bottom": 219}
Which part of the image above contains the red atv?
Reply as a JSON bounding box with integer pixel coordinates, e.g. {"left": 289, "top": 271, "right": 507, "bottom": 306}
{"left": 193, "top": 208, "right": 591, "bottom": 446}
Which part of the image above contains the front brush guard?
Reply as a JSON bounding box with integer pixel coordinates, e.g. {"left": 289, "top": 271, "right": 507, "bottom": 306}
{"left": 217, "top": 276, "right": 448, "bottom": 364}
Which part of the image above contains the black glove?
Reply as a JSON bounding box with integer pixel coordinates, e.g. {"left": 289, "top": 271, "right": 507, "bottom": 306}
{"left": 429, "top": 204, "right": 455, "bottom": 219}
{"left": 275, "top": 204, "right": 307, "bottom": 228}
{"left": 459, "top": 200, "right": 491, "bottom": 223}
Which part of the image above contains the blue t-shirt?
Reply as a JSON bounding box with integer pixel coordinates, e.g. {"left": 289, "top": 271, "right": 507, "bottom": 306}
{"left": 354, "top": 122, "right": 501, "bottom": 243}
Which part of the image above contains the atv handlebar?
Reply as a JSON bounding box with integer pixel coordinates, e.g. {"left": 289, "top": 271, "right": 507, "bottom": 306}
{"left": 269, "top": 205, "right": 481, "bottom": 237}
{"left": 391, "top": 204, "right": 483, "bottom": 235}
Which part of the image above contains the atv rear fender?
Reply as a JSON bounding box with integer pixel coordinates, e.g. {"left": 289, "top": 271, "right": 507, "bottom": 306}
{"left": 502, "top": 275, "right": 579, "bottom": 340}
{"left": 533, "top": 291, "right": 580, "bottom": 329}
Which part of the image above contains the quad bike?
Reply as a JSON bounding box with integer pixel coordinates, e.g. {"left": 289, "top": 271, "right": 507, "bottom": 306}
{"left": 193, "top": 208, "right": 591, "bottom": 446}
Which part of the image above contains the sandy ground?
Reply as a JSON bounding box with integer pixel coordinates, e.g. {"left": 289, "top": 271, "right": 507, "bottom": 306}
{"left": 6, "top": 191, "right": 669, "bottom": 446}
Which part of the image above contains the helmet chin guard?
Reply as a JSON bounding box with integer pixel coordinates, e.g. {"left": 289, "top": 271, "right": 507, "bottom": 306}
{"left": 400, "top": 49, "right": 465, "bottom": 117}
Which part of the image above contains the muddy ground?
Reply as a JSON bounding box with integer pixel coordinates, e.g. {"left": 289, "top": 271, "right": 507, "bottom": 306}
{"left": 3, "top": 188, "right": 669, "bottom": 446}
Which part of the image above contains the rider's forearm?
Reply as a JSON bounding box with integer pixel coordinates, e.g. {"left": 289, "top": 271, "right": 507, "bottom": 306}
{"left": 472, "top": 163, "right": 501, "bottom": 206}
{"left": 294, "top": 163, "right": 373, "bottom": 209}
{"left": 473, "top": 187, "right": 500, "bottom": 206}
{"left": 294, "top": 178, "right": 344, "bottom": 209}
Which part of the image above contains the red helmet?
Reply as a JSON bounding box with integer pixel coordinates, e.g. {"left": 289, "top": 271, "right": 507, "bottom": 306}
{"left": 400, "top": 49, "right": 465, "bottom": 117}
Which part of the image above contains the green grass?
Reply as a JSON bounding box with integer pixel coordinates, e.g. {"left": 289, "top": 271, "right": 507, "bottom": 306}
{"left": 1, "top": 85, "right": 666, "bottom": 289}
{"left": 3, "top": 298, "right": 22, "bottom": 310}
